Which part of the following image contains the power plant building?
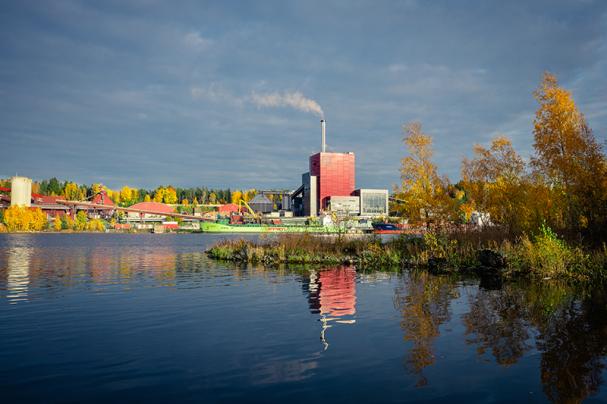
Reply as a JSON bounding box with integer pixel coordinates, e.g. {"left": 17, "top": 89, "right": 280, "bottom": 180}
{"left": 309, "top": 151, "right": 355, "bottom": 211}
{"left": 293, "top": 120, "right": 388, "bottom": 218}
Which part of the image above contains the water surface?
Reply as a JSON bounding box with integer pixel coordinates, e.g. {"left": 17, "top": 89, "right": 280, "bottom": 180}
{"left": 1, "top": 233, "right": 606, "bottom": 403}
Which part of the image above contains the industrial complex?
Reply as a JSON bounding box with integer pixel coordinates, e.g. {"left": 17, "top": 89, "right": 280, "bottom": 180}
{"left": 290, "top": 120, "right": 389, "bottom": 218}
{"left": 0, "top": 120, "right": 391, "bottom": 233}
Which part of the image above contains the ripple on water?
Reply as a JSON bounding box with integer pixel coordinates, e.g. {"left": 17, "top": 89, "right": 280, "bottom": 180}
{"left": 1, "top": 233, "right": 607, "bottom": 403}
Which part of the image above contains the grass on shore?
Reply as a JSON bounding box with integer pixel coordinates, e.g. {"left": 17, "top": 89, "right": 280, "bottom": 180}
{"left": 206, "top": 227, "right": 607, "bottom": 283}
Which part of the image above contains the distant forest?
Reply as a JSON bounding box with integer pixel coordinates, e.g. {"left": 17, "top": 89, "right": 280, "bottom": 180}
{"left": 0, "top": 177, "right": 258, "bottom": 207}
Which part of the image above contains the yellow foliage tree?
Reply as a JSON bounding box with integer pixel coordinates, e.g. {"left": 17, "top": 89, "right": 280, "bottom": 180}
{"left": 2, "top": 206, "right": 48, "bottom": 231}
{"left": 63, "top": 182, "right": 80, "bottom": 201}
{"left": 163, "top": 187, "right": 178, "bottom": 204}
{"left": 63, "top": 214, "right": 75, "bottom": 231}
{"left": 241, "top": 189, "right": 256, "bottom": 203}
{"left": 231, "top": 191, "right": 243, "bottom": 204}
{"left": 53, "top": 215, "right": 62, "bottom": 231}
{"left": 153, "top": 187, "right": 165, "bottom": 203}
{"left": 119, "top": 186, "right": 138, "bottom": 206}
{"left": 75, "top": 210, "right": 88, "bottom": 231}
{"left": 32, "top": 208, "right": 48, "bottom": 231}
{"left": 181, "top": 199, "right": 189, "bottom": 206}
{"left": 192, "top": 197, "right": 199, "bottom": 206}
{"left": 144, "top": 194, "right": 151, "bottom": 202}
{"left": 461, "top": 136, "right": 529, "bottom": 233}
{"left": 92, "top": 183, "right": 103, "bottom": 196}
{"left": 395, "top": 122, "right": 452, "bottom": 225}
{"left": 532, "top": 72, "right": 606, "bottom": 232}
{"left": 87, "top": 219, "right": 105, "bottom": 232}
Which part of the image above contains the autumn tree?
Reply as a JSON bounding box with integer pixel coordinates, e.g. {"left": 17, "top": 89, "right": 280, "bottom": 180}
{"left": 62, "top": 214, "right": 75, "bottom": 230}
{"left": 163, "top": 187, "right": 178, "bottom": 204}
{"left": 53, "top": 215, "right": 62, "bottom": 231}
{"left": 2, "top": 206, "right": 48, "bottom": 231}
{"left": 532, "top": 72, "right": 606, "bottom": 234}
{"left": 119, "top": 186, "right": 139, "bottom": 206}
{"left": 144, "top": 194, "right": 151, "bottom": 202}
{"left": 91, "top": 183, "right": 103, "bottom": 196}
{"left": 153, "top": 187, "right": 165, "bottom": 203}
{"left": 395, "top": 122, "right": 453, "bottom": 225}
{"left": 231, "top": 190, "right": 243, "bottom": 204}
{"left": 461, "top": 136, "right": 529, "bottom": 233}
{"left": 75, "top": 210, "right": 88, "bottom": 231}
{"left": 63, "top": 182, "right": 81, "bottom": 201}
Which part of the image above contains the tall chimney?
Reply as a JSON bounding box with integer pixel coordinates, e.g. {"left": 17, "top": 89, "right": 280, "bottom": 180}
{"left": 321, "top": 119, "right": 326, "bottom": 153}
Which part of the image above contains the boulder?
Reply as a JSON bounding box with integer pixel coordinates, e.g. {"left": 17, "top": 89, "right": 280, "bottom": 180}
{"left": 478, "top": 249, "right": 506, "bottom": 268}
{"left": 428, "top": 257, "right": 448, "bottom": 274}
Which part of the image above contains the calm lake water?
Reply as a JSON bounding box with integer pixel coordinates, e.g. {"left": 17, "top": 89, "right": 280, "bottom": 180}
{"left": 1, "top": 233, "right": 606, "bottom": 403}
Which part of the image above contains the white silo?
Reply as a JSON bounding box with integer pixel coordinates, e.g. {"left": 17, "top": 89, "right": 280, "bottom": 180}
{"left": 11, "top": 176, "right": 32, "bottom": 207}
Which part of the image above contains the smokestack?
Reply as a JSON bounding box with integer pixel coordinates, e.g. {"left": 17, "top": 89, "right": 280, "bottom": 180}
{"left": 321, "top": 119, "right": 326, "bottom": 152}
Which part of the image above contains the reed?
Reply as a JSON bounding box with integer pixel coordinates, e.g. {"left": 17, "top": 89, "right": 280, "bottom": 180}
{"left": 206, "top": 227, "right": 607, "bottom": 283}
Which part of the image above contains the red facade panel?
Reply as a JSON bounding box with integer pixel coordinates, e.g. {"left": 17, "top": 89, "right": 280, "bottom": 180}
{"left": 309, "top": 152, "right": 355, "bottom": 211}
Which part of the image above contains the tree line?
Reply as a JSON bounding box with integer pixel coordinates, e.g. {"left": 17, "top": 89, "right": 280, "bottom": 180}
{"left": 0, "top": 177, "right": 259, "bottom": 208}
{"left": 394, "top": 72, "right": 606, "bottom": 242}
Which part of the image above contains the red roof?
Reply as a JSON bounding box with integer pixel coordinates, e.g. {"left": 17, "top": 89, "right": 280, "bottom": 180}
{"left": 33, "top": 195, "right": 62, "bottom": 204}
{"left": 218, "top": 203, "right": 240, "bottom": 214}
{"left": 91, "top": 191, "right": 115, "bottom": 206}
{"left": 0, "top": 187, "right": 10, "bottom": 193}
{"left": 129, "top": 201, "right": 175, "bottom": 214}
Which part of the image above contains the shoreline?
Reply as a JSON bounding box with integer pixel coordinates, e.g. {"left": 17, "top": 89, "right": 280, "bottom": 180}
{"left": 205, "top": 231, "right": 607, "bottom": 285}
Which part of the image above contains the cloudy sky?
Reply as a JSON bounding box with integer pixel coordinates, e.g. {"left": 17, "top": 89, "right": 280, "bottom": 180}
{"left": 1, "top": 0, "right": 606, "bottom": 190}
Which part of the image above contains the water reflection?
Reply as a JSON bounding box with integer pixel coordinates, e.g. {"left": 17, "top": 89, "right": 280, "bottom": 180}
{"left": 2, "top": 235, "right": 607, "bottom": 402}
{"left": 463, "top": 281, "right": 607, "bottom": 403}
{"left": 463, "top": 285, "right": 533, "bottom": 366}
{"left": 1, "top": 244, "right": 187, "bottom": 298}
{"left": 6, "top": 246, "right": 32, "bottom": 303}
{"left": 537, "top": 291, "right": 607, "bottom": 403}
{"left": 302, "top": 266, "right": 357, "bottom": 350}
{"left": 394, "top": 272, "right": 459, "bottom": 386}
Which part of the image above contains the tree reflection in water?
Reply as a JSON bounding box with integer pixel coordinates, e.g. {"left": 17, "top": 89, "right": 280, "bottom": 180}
{"left": 537, "top": 291, "right": 607, "bottom": 403}
{"left": 463, "top": 285, "right": 533, "bottom": 366}
{"left": 464, "top": 280, "right": 607, "bottom": 403}
{"left": 394, "top": 271, "right": 459, "bottom": 386}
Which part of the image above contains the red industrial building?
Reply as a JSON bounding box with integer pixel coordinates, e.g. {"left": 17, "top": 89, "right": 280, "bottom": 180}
{"left": 292, "top": 120, "right": 388, "bottom": 217}
{"left": 309, "top": 151, "right": 355, "bottom": 211}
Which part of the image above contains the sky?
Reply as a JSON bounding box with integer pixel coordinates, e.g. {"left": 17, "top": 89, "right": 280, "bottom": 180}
{"left": 1, "top": 0, "right": 606, "bottom": 191}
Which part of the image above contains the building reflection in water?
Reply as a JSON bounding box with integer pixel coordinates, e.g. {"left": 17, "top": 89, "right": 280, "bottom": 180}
{"left": 6, "top": 246, "right": 32, "bottom": 304}
{"left": 302, "top": 266, "right": 357, "bottom": 350}
{"left": 91, "top": 247, "right": 177, "bottom": 287}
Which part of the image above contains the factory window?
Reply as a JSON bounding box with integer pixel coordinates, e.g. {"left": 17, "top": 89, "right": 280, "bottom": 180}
{"left": 362, "top": 193, "right": 387, "bottom": 215}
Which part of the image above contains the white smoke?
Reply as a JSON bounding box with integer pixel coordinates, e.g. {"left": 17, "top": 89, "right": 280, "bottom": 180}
{"left": 250, "top": 91, "right": 324, "bottom": 117}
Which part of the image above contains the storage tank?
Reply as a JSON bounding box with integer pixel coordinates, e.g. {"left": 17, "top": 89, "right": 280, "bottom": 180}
{"left": 11, "top": 176, "right": 32, "bottom": 207}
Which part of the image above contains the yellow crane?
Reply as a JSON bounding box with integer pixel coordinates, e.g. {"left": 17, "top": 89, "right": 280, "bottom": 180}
{"left": 238, "top": 199, "right": 261, "bottom": 222}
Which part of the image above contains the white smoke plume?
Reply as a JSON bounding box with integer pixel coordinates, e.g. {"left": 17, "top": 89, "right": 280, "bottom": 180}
{"left": 250, "top": 91, "right": 324, "bottom": 117}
